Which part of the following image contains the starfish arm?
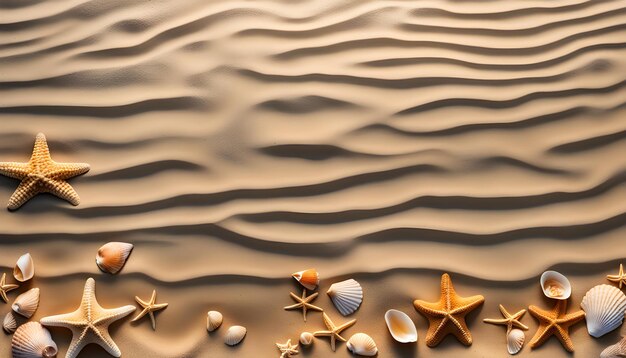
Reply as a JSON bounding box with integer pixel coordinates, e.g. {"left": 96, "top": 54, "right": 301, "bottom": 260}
{"left": 284, "top": 303, "right": 303, "bottom": 310}
{"left": 330, "top": 336, "right": 337, "bottom": 351}
{"left": 313, "top": 330, "right": 331, "bottom": 337}
{"left": 149, "top": 312, "right": 156, "bottom": 330}
{"left": 424, "top": 317, "right": 448, "bottom": 347}
{"left": 451, "top": 295, "right": 485, "bottom": 314}
{"left": 515, "top": 320, "right": 530, "bottom": 331}
{"left": 306, "top": 303, "right": 323, "bottom": 312}
{"left": 448, "top": 316, "right": 473, "bottom": 346}
{"left": 49, "top": 162, "right": 90, "bottom": 180}
{"left": 47, "top": 179, "right": 81, "bottom": 206}
{"left": 528, "top": 324, "right": 551, "bottom": 349}
{"left": 135, "top": 296, "right": 150, "bottom": 308}
{"left": 554, "top": 325, "right": 575, "bottom": 352}
{"left": 30, "top": 133, "right": 51, "bottom": 167}
{"left": 132, "top": 308, "right": 150, "bottom": 323}
{"left": 0, "top": 162, "right": 30, "bottom": 180}
{"left": 40, "top": 310, "right": 85, "bottom": 327}
{"left": 303, "top": 292, "right": 319, "bottom": 302}
{"left": 336, "top": 318, "right": 356, "bottom": 332}
{"left": 92, "top": 328, "right": 123, "bottom": 357}
{"left": 66, "top": 332, "right": 91, "bottom": 358}
{"left": 96, "top": 305, "right": 136, "bottom": 326}
{"left": 152, "top": 303, "right": 169, "bottom": 310}
{"left": 7, "top": 176, "right": 41, "bottom": 210}
{"left": 483, "top": 318, "right": 508, "bottom": 325}
{"left": 413, "top": 300, "right": 446, "bottom": 317}
{"left": 149, "top": 290, "right": 157, "bottom": 304}
{"left": 0, "top": 290, "right": 9, "bottom": 303}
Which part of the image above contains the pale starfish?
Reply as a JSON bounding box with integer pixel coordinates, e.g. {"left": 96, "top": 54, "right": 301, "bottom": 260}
{"left": 528, "top": 300, "right": 585, "bottom": 352}
{"left": 413, "top": 273, "right": 485, "bottom": 347}
{"left": 483, "top": 304, "right": 529, "bottom": 334}
{"left": 0, "top": 133, "right": 90, "bottom": 210}
{"left": 607, "top": 263, "right": 626, "bottom": 289}
{"left": 283, "top": 289, "right": 323, "bottom": 322}
{"left": 132, "top": 289, "right": 168, "bottom": 330}
{"left": 276, "top": 339, "right": 299, "bottom": 357}
{"left": 40, "top": 278, "right": 136, "bottom": 358}
{"left": 0, "top": 273, "right": 19, "bottom": 303}
{"left": 313, "top": 312, "right": 356, "bottom": 351}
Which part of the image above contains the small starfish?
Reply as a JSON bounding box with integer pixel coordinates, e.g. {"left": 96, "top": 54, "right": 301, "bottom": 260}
{"left": 0, "top": 273, "right": 19, "bottom": 303}
{"left": 132, "top": 289, "right": 168, "bottom": 330}
{"left": 283, "top": 289, "right": 323, "bottom": 322}
{"left": 607, "top": 263, "right": 626, "bottom": 289}
{"left": 313, "top": 312, "right": 356, "bottom": 351}
{"left": 276, "top": 339, "right": 299, "bottom": 357}
{"left": 483, "top": 304, "right": 529, "bottom": 334}
{"left": 528, "top": 300, "right": 585, "bottom": 352}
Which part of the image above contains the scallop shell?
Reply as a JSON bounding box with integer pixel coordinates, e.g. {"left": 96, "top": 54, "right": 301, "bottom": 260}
{"left": 346, "top": 333, "right": 378, "bottom": 356}
{"left": 206, "top": 311, "right": 223, "bottom": 332}
{"left": 540, "top": 271, "right": 571, "bottom": 300}
{"left": 384, "top": 309, "right": 418, "bottom": 343}
{"left": 3, "top": 312, "right": 17, "bottom": 334}
{"left": 12, "top": 288, "right": 40, "bottom": 318}
{"left": 327, "top": 279, "right": 363, "bottom": 316}
{"left": 299, "top": 332, "right": 314, "bottom": 346}
{"left": 14, "top": 253, "right": 34, "bottom": 282}
{"left": 507, "top": 328, "right": 525, "bottom": 355}
{"left": 601, "top": 336, "right": 626, "bottom": 358}
{"left": 12, "top": 322, "right": 58, "bottom": 358}
{"left": 292, "top": 269, "right": 319, "bottom": 291}
{"left": 224, "top": 325, "right": 246, "bottom": 346}
{"left": 581, "top": 284, "right": 626, "bottom": 338}
{"left": 96, "top": 242, "right": 133, "bottom": 274}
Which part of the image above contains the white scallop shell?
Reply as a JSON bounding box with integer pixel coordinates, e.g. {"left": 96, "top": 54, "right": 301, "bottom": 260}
{"left": 384, "top": 309, "right": 418, "bottom": 343}
{"left": 327, "top": 279, "right": 363, "bottom": 316}
{"left": 292, "top": 269, "right": 319, "bottom": 291}
{"left": 581, "top": 284, "right": 626, "bottom": 338}
{"left": 96, "top": 242, "right": 133, "bottom": 274}
{"left": 299, "top": 332, "right": 314, "bottom": 346}
{"left": 3, "top": 312, "right": 17, "bottom": 334}
{"left": 12, "top": 322, "right": 58, "bottom": 358}
{"left": 12, "top": 288, "right": 40, "bottom": 318}
{"left": 540, "top": 271, "right": 571, "bottom": 300}
{"left": 601, "top": 336, "right": 626, "bottom": 358}
{"left": 346, "top": 333, "right": 378, "bottom": 356}
{"left": 507, "top": 328, "right": 525, "bottom": 355}
{"left": 14, "top": 253, "right": 34, "bottom": 282}
{"left": 224, "top": 325, "right": 246, "bottom": 346}
{"left": 206, "top": 311, "right": 223, "bottom": 332}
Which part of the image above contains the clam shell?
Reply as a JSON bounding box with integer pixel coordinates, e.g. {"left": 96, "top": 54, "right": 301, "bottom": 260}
{"left": 327, "top": 279, "right": 363, "bottom": 316}
{"left": 507, "top": 328, "right": 525, "bottom": 355}
{"left": 384, "top": 309, "right": 418, "bottom": 343}
{"left": 224, "top": 325, "right": 246, "bottom": 346}
{"left": 96, "top": 242, "right": 133, "bottom": 274}
{"left": 14, "top": 253, "right": 34, "bottom": 282}
{"left": 3, "top": 312, "right": 17, "bottom": 334}
{"left": 581, "top": 284, "right": 626, "bottom": 338}
{"left": 299, "top": 332, "right": 314, "bottom": 346}
{"left": 206, "top": 311, "right": 223, "bottom": 332}
{"left": 292, "top": 269, "right": 319, "bottom": 291}
{"left": 12, "top": 288, "right": 40, "bottom": 318}
{"left": 12, "top": 322, "right": 58, "bottom": 358}
{"left": 601, "top": 336, "right": 626, "bottom": 358}
{"left": 540, "top": 271, "right": 571, "bottom": 300}
{"left": 346, "top": 333, "right": 378, "bottom": 356}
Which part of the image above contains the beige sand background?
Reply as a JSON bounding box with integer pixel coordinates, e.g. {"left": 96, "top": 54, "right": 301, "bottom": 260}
{"left": 1, "top": 0, "right": 626, "bottom": 356}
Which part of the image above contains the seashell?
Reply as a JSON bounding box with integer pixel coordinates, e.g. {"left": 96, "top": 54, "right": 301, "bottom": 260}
{"left": 601, "top": 336, "right": 626, "bottom": 358}
{"left": 540, "top": 271, "right": 571, "bottom": 300}
{"left": 299, "top": 332, "right": 314, "bottom": 346}
{"left": 14, "top": 253, "right": 34, "bottom": 282}
{"left": 224, "top": 325, "right": 246, "bottom": 346}
{"left": 581, "top": 284, "right": 626, "bottom": 338}
{"left": 292, "top": 269, "right": 319, "bottom": 291}
{"left": 206, "top": 311, "right": 223, "bottom": 332}
{"left": 346, "top": 333, "right": 378, "bottom": 356}
{"left": 12, "top": 322, "right": 58, "bottom": 358}
{"left": 507, "top": 328, "right": 525, "bottom": 355}
{"left": 12, "top": 288, "right": 40, "bottom": 318}
{"left": 96, "top": 242, "right": 133, "bottom": 274}
{"left": 327, "top": 279, "right": 363, "bottom": 316}
{"left": 3, "top": 312, "right": 17, "bottom": 334}
{"left": 384, "top": 309, "right": 418, "bottom": 343}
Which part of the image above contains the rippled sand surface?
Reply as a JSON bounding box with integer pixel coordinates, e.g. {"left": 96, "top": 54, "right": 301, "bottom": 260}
{"left": 1, "top": 0, "right": 626, "bottom": 356}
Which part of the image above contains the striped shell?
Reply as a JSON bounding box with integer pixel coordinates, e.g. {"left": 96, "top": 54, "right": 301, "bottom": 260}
{"left": 206, "top": 311, "right": 223, "bottom": 332}
{"left": 13, "top": 253, "right": 34, "bottom": 282}
{"left": 384, "top": 309, "right": 418, "bottom": 343}
{"left": 96, "top": 242, "right": 133, "bottom": 274}
{"left": 507, "top": 328, "right": 525, "bottom": 355}
{"left": 601, "top": 336, "right": 626, "bottom": 358}
{"left": 346, "top": 333, "right": 378, "bottom": 356}
{"left": 224, "top": 325, "right": 246, "bottom": 346}
{"left": 12, "top": 322, "right": 58, "bottom": 358}
{"left": 3, "top": 312, "right": 17, "bottom": 334}
{"left": 299, "top": 332, "right": 314, "bottom": 346}
{"left": 292, "top": 269, "right": 319, "bottom": 291}
{"left": 12, "top": 288, "right": 40, "bottom": 318}
{"left": 581, "top": 284, "right": 626, "bottom": 338}
{"left": 327, "top": 279, "right": 363, "bottom": 316}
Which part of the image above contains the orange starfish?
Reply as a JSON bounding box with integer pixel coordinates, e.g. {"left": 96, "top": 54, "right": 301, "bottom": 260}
{"left": 528, "top": 300, "right": 585, "bottom": 352}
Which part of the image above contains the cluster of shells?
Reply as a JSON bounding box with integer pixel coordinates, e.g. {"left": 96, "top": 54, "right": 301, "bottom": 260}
{"left": 205, "top": 310, "right": 247, "bottom": 347}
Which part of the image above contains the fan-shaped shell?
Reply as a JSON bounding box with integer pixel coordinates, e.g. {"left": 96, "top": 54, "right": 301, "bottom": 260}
{"left": 12, "top": 288, "right": 40, "bottom": 318}
{"left": 224, "top": 325, "right": 246, "bottom": 346}
{"left": 96, "top": 242, "right": 133, "bottom": 274}
{"left": 206, "top": 311, "right": 223, "bottom": 332}
{"left": 327, "top": 279, "right": 363, "bottom": 316}
{"left": 346, "top": 333, "right": 378, "bottom": 356}
{"left": 540, "top": 271, "right": 571, "bottom": 300}
{"left": 507, "top": 328, "right": 525, "bottom": 355}
{"left": 601, "top": 336, "right": 626, "bottom": 358}
{"left": 292, "top": 269, "right": 319, "bottom": 291}
{"left": 299, "top": 332, "right": 314, "bottom": 346}
{"left": 581, "top": 284, "right": 626, "bottom": 338}
{"left": 12, "top": 322, "right": 58, "bottom": 358}
{"left": 13, "top": 253, "right": 34, "bottom": 282}
{"left": 384, "top": 309, "right": 418, "bottom": 343}
{"left": 3, "top": 312, "right": 17, "bottom": 334}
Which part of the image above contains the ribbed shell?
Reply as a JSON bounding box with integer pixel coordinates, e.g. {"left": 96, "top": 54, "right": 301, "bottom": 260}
{"left": 224, "top": 325, "right": 246, "bottom": 346}
{"left": 11, "top": 322, "right": 58, "bottom": 358}
{"left": 292, "top": 269, "right": 319, "bottom": 291}
{"left": 346, "top": 333, "right": 378, "bottom": 356}
{"left": 206, "top": 311, "right": 223, "bottom": 332}
{"left": 12, "top": 288, "right": 40, "bottom": 318}
{"left": 327, "top": 279, "right": 363, "bottom": 316}
{"left": 13, "top": 253, "right": 34, "bottom": 282}
{"left": 601, "top": 336, "right": 626, "bottom": 358}
{"left": 581, "top": 284, "right": 626, "bottom": 338}
{"left": 299, "top": 332, "right": 313, "bottom": 346}
{"left": 507, "top": 328, "right": 525, "bottom": 355}
{"left": 3, "top": 312, "right": 17, "bottom": 334}
{"left": 96, "top": 242, "right": 133, "bottom": 274}
{"left": 384, "top": 309, "right": 418, "bottom": 343}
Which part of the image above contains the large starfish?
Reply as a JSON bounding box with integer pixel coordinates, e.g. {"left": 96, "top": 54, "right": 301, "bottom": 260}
{"left": 0, "top": 273, "right": 19, "bottom": 303}
{"left": 413, "top": 273, "right": 485, "bottom": 347}
{"left": 313, "top": 312, "right": 356, "bottom": 351}
{"left": 283, "top": 289, "right": 323, "bottom": 322}
{"left": 276, "top": 339, "right": 299, "bottom": 357}
{"left": 483, "top": 304, "right": 529, "bottom": 334}
{"left": 0, "top": 133, "right": 90, "bottom": 210}
{"left": 40, "top": 278, "right": 136, "bottom": 358}
{"left": 528, "top": 300, "right": 585, "bottom": 352}
{"left": 607, "top": 263, "right": 626, "bottom": 289}
{"left": 131, "top": 289, "right": 168, "bottom": 330}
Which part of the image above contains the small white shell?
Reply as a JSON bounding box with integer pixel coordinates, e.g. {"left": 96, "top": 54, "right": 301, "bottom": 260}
{"left": 346, "top": 333, "right": 378, "bottom": 356}
{"left": 292, "top": 269, "right": 319, "bottom": 291}
{"left": 540, "top": 271, "right": 571, "bottom": 300}
{"left": 14, "top": 253, "right": 34, "bottom": 282}
{"left": 299, "top": 332, "right": 314, "bottom": 346}
{"left": 224, "top": 325, "right": 246, "bottom": 346}
{"left": 327, "top": 279, "right": 363, "bottom": 316}
{"left": 384, "top": 309, "right": 418, "bottom": 343}
{"left": 3, "top": 312, "right": 17, "bottom": 334}
{"left": 581, "top": 284, "right": 626, "bottom": 338}
{"left": 507, "top": 328, "right": 525, "bottom": 355}
{"left": 207, "top": 311, "right": 223, "bottom": 332}
{"left": 12, "top": 322, "right": 58, "bottom": 358}
{"left": 12, "top": 288, "right": 40, "bottom": 318}
{"left": 601, "top": 336, "right": 626, "bottom": 358}
{"left": 96, "top": 242, "right": 133, "bottom": 274}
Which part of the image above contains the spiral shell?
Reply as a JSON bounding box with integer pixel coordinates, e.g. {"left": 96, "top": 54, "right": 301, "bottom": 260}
{"left": 224, "top": 325, "right": 246, "bottom": 346}
{"left": 12, "top": 322, "right": 58, "bottom": 358}
{"left": 384, "top": 309, "right": 418, "bottom": 343}
{"left": 601, "top": 336, "right": 626, "bottom": 358}
{"left": 540, "top": 271, "right": 571, "bottom": 300}
{"left": 581, "top": 284, "right": 626, "bottom": 338}
{"left": 327, "top": 279, "right": 363, "bottom": 316}
{"left": 299, "top": 332, "right": 314, "bottom": 346}
{"left": 96, "top": 242, "right": 133, "bottom": 274}
{"left": 12, "top": 288, "right": 40, "bottom": 318}
{"left": 507, "top": 328, "right": 525, "bottom": 355}
{"left": 3, "top": 312, "right": 17, "bottom": 334}
{"left": 206, "top": 311, "right": 223, "bottom": 332}
{"left": 13, "top": 253, "right": 34, "bottom": 282}
{"left": 292, "top": 269, "right": 319, "bottom": 291}
{"left": 346, "top": 333, "right": 378, "bottom": 356}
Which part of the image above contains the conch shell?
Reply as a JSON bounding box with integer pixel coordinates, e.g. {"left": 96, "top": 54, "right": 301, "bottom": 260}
{"left": 14, "top": 253, "right": 34, "bottom": 282}
{"left": 384, "top": 309, "right": 418, "bottom": 343}
{"left": 12, "top": 288, "right": 40, "bottom": 318}
{"left": 96, "top": 242, "right": 133, "bottom": 274}
{"left": 346, "top": 333, "right": 378, "bottom": 356}
{"left": 292, "top": 269, "right": 319, "bottom": 291}
{"left": 12, "top": 322, "right": 58, "bottom": 358}
{"left": 206, "top": 311, "right": 223, "bottom": 332}
{"left": 224, "top": 325, "right": 246, "bottom": 346}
